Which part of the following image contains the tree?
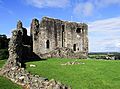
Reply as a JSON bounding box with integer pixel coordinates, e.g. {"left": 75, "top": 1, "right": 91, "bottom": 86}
{"left": 0, "top": 34, "right": 9, "bottom": 49}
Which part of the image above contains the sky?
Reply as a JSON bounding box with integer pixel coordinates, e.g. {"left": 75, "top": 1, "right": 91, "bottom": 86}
{"left": 0, "top": 0, "right": 120, "bottom": 52}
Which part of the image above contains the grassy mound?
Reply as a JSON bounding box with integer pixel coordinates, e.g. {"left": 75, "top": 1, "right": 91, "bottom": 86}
{"left": 26, "top": 58, "right": 120, "bottom": 89}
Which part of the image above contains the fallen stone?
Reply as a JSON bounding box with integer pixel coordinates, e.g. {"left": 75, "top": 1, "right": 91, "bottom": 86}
{"left": 30, "top": 64, "right": 36, "bottom": 67}
{"left": 61, "top": 61, "right": 85, "bottom": 66}
{"left": 11, "top": 67, "right": 16, "bottom": 70}
{"left": 18, "top": 76, "right": 25, "bottom": 80}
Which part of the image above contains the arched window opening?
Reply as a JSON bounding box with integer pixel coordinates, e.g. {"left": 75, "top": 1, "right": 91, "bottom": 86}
{"left": 73, "top": 44, "right": 76, "bottom": 51}
{"left": 46, "top": 40, "right": 50, "bottom": 49}
{"left": 76, "top": 28, "right": 81, "bottom": 33}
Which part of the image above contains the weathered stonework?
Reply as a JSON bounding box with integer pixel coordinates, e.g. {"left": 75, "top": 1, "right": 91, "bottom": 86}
{"left": 31, "top": 17, "right": 88, "bottom": 59}
{"left": 0, "top": 17, "right": 88, "bottom": 89}
{"left": 0, "top": 21, "right": 71, "bottom": 89}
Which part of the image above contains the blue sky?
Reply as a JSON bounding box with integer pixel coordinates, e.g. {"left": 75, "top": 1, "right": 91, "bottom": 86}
{"left": 0, "top": 0, "right": 120, "bottom": 52}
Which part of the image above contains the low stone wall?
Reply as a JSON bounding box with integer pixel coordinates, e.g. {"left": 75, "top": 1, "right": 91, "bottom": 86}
{"left": 1, "top": 66, "right": 71, "bottom": 89}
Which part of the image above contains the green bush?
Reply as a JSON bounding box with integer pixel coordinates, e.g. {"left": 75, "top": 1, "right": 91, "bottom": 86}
{"left": 0, "top": 49, "right": 9, "bottom": 60}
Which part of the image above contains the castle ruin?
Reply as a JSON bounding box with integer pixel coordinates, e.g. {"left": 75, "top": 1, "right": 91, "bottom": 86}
{"left": 0, "top": 19, "right": 71, "bottom": 89}
{"left": 31, "top": 17, "right": 88, "bottom": 58}
{"left": 0, "top": 17, "right": 88, "bottom": 89}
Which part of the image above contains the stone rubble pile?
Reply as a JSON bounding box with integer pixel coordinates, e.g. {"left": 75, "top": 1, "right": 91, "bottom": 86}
{"left": 61, "top": 61, "right": 85, "bottom": 66}
{"left": 2, "top": 66, "right": 71, "bottom": 89}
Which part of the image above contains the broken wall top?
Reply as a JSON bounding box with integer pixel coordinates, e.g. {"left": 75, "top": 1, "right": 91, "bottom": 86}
{"left": 41, "top": 16, "right": 88, "bottom": 27}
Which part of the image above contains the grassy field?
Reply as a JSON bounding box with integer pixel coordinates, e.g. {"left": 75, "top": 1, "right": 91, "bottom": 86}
{"left": 0, "top": 60, "right": 6, "bottom": 68}
{"left": 26, "top": 58, "right": 120, "bottom": 89}
{"left": 0, "top": 60, "right": 22, "bottom": 89}
{"left": 0, "top": 76, "right": 21, "bottom": 89}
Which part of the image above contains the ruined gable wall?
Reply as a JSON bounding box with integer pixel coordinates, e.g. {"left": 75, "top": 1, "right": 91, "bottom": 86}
{"left": 82, "top": 24, "right": 88, "bottom": 55}
{"left": 63, "top": 22, "right": 88, "bottom": 54}
{"left": 33, "top": 17, "right": 64, "bottom": 54}
{"left": 30, "top": 19, "right": 39, "bottom": 54}
{"left": 64, "top": 22, "right": 81, "bottom": 52}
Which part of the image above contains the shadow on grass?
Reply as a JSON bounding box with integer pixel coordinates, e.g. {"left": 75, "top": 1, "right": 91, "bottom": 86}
{"left": 21, "top": 52, "right": 47, "bottom": 68}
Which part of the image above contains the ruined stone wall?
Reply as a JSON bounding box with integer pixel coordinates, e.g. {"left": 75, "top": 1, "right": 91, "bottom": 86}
{"left": 30, "top": 19, "right": 39, "bottom": 53}
{"left": 38, "top": 17, "right": 64, "bottom": 54}
{"left": 31, "top": 17, "right": 88, "bottom": 58}
{"left": 64, "top": 22, "right": 86, "bottom": 53}
{"left": 0, "top": 21, "right": 71, "bottom": 89}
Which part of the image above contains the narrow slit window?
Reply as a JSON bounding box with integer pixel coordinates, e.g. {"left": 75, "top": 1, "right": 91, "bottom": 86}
{"left": 73, "top": 44, "right": 76, "bottom": 51}
{"left": 62, "top": 25, "right": 65, "bottom": 47}
{"left": 46, "top": 40, "right": 50, "bottom": 49}
{"left": 62, "top": 25, "right": 65, "bottom": 32}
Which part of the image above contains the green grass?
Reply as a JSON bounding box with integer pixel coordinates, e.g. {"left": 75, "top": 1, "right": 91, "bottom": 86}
{"left": 26, "top": 58, "right": 120, "bottom": 89}
{"left": 0, "top": 60, "right": 6, "bottom": 68}
{"left": 0, "top": 76, "right": 21, "bottom": 89}
{"left": 0, "top": 60, "right": 22, "bottom": 89}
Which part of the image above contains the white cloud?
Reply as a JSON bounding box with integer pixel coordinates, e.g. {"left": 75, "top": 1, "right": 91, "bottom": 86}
{"left": 89, "top": 17, "right": 120, "bottom": 32}
{"left": 73, "top": 0, "right": 120, "bottom": 17}
{"left": 93, "top": 0, "right": 120, "bottom": 8}
{"left": 26, "top": 0, "right": 70, "bottom": 8}
{"left": 73, "top": 2, "right": 94, "bottom": 17}
{"left": 26, "top": 27, "right": 30, "bottom": 36}
{"left": 116, "top": 43, "right": 120, "bottom": 47}
{"left": 88, "top": 17, "right": 120, "bottom": 52}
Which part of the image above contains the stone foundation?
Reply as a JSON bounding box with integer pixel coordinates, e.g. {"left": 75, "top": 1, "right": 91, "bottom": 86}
{"left": 40, "top": 47, "right": 87, "bottom": 59}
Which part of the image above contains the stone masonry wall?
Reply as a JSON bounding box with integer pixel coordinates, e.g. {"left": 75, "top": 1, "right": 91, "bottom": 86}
{"left": 31, "top": 17, "right": 88, "bottom": 59}
{"left": 0, "top": 21, "right": 71, "bottom": 89}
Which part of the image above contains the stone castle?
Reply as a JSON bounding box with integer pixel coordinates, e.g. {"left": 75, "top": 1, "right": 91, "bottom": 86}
{"left": 30, "top": 17, "right": 88, "bottom": 59}
{"left": 0, "top": 17, "right": 88, "bottom": 89}
{"left": 12, "top": 16, "right": 88, "bottom": 59}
